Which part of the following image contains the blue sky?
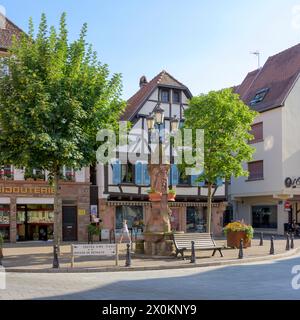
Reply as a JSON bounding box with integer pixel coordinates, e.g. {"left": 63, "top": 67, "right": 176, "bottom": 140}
{"left": 2, "top": 0, "right": 300, "bottom": 99}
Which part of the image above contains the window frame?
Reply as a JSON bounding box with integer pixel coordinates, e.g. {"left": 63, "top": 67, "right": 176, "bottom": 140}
{"left": 173, "top": 90, "right": 181, "bottom": 104}
{"left": 247, "top": 160, "right": 264, "bottom": 181}
{"left": 160, "top": 89, "right": 170, "bottom": 103}
{"left": 249, "top": 122, "right": 264, "bottom": 144}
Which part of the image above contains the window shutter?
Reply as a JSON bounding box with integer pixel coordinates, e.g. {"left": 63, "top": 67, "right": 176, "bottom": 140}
{"left": 248, "top": 161, "right": 264, "bottom": 180}
{"left": 112, "top": 160, "right": 121, "bottom": 185}
{"left": 171, "top": 164, "right": 179, "bottom": 186}
{"left": 135, "top": 161, "right": 143, "bottom": 185}
{"left": 143, "top": 163, "right": 150, "bottom": 186}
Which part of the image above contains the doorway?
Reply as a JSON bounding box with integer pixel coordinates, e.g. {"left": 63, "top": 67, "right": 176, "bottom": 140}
{"left": 62, "top": 206, "right": 77, "bottom": 241}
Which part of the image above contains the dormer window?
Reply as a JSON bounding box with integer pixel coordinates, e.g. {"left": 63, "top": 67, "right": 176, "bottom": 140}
{"left": 161, "top": 89, "right": 170, "bottom": 103}
{"left": 250, "top": 88, "right": 269, "bottom": 106}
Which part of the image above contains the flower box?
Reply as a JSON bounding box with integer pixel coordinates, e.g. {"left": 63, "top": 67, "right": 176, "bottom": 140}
{"left": 224, "top": 221, "right": 253, "bottom": 248}
{"left": 167, "top": 193, "right": 176, "bottom": 201}
{"left": 226, "top": 231, "right": 251, "bottom": 248}
{"left": 148, "top": 192, "right": 162, "bottom": 202}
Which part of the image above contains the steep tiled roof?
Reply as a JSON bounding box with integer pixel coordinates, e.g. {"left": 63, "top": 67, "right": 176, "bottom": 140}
{"left": 0, "top": 15, "right": 23, "bottom": 51}
{"left": 121, "top": 70, "right": 191, "bottom": 121}
{"left": 236, "top": 43, "right": 300, "bottom": 112}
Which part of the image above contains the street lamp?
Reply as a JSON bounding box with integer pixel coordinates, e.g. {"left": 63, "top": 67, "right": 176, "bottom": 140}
{"left": 170, "top": 115, "right": 179, "bottom": 134}
{"left": 154, "top": 106, "right": 164, "bottom": 124}
{"left": 146, "top": 113, "right": 155, "bottom": 131}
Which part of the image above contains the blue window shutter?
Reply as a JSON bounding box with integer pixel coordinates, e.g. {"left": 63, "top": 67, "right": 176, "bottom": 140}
{"left": 135, "top": 161, "right": 143, "bottom": 185}
{"left": 171, "top": 164, "right": 179, "bottom": 186}
{"left": 191, "top": 174, "right": 206, "bottom": 187}
{"left": 143, "top": 163, "right": 150, "bottom": 186}
{"left": 216, "top": 177, "right": 223, "bottom": 187}
{"left": 112, "top": 160, "right": 121, "bottom": 185}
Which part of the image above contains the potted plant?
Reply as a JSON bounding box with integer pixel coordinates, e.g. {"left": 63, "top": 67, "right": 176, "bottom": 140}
{"left": 224, "top": 221, "right": 254, "bottom": 248}
{"left": 87, "top": 223, "right": 100, "bottom": 243}
{"left": 168, "top": 188, "right": 176, "bottom": 201}
{"left": 147, "top": 188, "right": 162, "bottom": 202}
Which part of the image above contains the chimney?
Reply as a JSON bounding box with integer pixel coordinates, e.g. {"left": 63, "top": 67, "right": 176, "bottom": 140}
{"left": 139, "top": 75, "right": 148, "bottom": 88}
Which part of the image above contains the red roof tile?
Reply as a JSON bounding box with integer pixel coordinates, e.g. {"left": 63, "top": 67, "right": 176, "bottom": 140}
{"left": 0, "top": 15, "right": 23, "bottom": 51}
{"left": 236, "top": 43, "right": 300, "bottom": 112}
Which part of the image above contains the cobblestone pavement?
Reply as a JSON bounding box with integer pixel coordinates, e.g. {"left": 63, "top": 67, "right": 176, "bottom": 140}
{"left": 2, "top": 238, "right": 300, "bottom": 270}
{"left": 1, "top": 253, "right": 300, "bottom": 300}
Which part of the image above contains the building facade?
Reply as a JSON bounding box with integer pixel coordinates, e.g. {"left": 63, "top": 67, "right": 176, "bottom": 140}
{"left": 231, "top": 43, "right": 300, "bottom": 235}
{"left": 0, "top": 17, "right": 91, "bottom": 243}
{"left": 97, "top": 71, "right": 228, "bottom": 237}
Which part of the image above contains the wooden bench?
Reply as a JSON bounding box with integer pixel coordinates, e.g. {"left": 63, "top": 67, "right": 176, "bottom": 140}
{"left": 173, "top": 233, "right": 224, "bottom": 259}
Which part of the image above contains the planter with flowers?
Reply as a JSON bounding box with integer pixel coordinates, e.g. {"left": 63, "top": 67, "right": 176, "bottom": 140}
{"left": 224, "top": 221, "right": 254, "bottom": 248}
{"left": 168, "top": 188, "right": 176, "bottom": 202}
{"left": 147, "top": 188, "right": 162, "bottom": 202}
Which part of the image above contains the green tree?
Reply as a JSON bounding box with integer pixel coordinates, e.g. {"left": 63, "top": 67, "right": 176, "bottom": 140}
{"left": 182, "top": 88, "right": 258, "bottom": 233}
{"left": 0, "top": 13, "right": 125, "bottom": 253}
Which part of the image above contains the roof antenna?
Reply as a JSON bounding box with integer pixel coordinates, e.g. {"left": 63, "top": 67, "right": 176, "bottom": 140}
{"left": 250, "top": 51, "right": 261, "bottom": 69}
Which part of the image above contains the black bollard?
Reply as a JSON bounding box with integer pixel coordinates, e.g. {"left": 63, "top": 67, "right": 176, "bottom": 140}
{"left": 125, "top": 243, "right": 131, "bottom": 267}
{"left": 259, "top": 232, "right": 264, "bottom": 246}
{"left": 238, "top": 239, "right": 244, "bottom": 259}
{"left": 52, "top": 245, "right": 59, "bottom": 269}
{"left": 286, "top": 233, "right": 290, "bottom": 251}
{"left": 270, "top": 236, "right": 275, "bottom": 255}
{"left": 291, "top": 233, "right": 295, "bottom": 249}
{"left": 190, "top": 241, "right": 196, "bottom": 263}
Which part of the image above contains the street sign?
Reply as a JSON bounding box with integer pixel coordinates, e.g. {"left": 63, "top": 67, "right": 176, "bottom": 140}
{"left": 71, "top": 244, "right": 119, "bottom": 268}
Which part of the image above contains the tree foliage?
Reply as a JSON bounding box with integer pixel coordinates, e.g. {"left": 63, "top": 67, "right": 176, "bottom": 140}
{"left": 0, "top": 13, "right": 125, "bottom": 178}
{"left": 182, "top": 88, "right": 258, "bottom": 232}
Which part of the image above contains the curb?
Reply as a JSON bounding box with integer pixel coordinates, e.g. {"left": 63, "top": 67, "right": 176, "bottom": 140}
{"left": 3, "top": 247, "right": 300, "bottom": 273}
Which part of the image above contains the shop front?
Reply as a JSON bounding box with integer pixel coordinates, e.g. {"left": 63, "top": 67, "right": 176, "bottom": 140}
{"left": 0, "top": 204, "right": 10, "bottom": 240}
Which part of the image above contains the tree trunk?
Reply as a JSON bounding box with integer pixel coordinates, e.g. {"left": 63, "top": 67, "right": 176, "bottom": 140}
{"left": 207, "top": 183, "right": 212, "bottom": 234}
{"left": 53, "top": 172, "right": 62, "bottom": 251}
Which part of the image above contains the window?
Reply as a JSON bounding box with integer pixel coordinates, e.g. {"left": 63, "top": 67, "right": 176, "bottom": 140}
{"left": 0, "top": 165, "right": 13, "bottom": 180}
{"left": 121, "top": 163, "right": 134, "bottom": 183}
{"left": 186, "top": 207, "right": 207, "bottom": 233}
{"left": 178, "top": 167, "right": 190, "bottom": 185}
{"left": 252, "top": 205, "right": 277, "bottom": 229}
{"left": 249, "top": 122, "right": 263, "bottom": 143}
{"left": 173, "top": 90, "right": 181, "bottom": 103}
{"left": 24, "top": 167, "right": 45, "bottom": 181}
{"left": 161, "top": 89, "right": 170, "bottom": 103}
{"left": 116, "top": 206, "right": 143, "bottom": 229}
{"left": 0, "top": 205, "right": 10, "bottom": 224}
{"left": 248, "top": 161, "right": 264, "bottom": 181}
{"left": 250, "top": 88, "right": 269, "bottom": 106}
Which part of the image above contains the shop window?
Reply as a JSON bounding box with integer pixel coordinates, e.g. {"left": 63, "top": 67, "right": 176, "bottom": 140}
{"left": 115, "top": 206, "right": 143, "bottom": 230}
{"left": 60, "top": 166, "right": 75, "bottom": 181}
{"left": 186, "top": 207, "right": 207, "bottom": 233}
{"left": 252, "top": 205, "right": 277, "bottom": 229}
{"left": 0, "top": 165, "right": 13, "bottom": 180}
{"left": 0, "top": 205, "right": 9, "bottom": 224}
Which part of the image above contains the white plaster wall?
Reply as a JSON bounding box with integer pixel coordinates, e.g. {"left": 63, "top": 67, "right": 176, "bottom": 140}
{"left": 231, "top": 107, "right": 284, "bottom": 197}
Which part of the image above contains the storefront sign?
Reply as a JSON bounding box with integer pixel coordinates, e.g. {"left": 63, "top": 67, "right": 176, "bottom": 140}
{"left": 90, "top": 205, "right": 98, "bottom": 215}
{"left": 0, "top": 185, "right": 54, "bottom": 194}
{"left": 285, "top": 177, "right": 300, "bottom": 188}
{"left": 71, "top": 244, "right": 119, "bottom": 267}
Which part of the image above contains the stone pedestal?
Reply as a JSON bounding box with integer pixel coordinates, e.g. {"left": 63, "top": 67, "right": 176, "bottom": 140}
{"left": 143, "top": 232, "right": 174, "bottom": 256}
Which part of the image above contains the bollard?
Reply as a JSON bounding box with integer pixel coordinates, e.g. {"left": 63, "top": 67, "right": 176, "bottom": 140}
{"left": 270, "top": 236, "right": 275, "bottom": 255}
{"left": 52, "top": 245, "right": 59, "bottom": 269}
{"left": 190, "top": 241, "right": 196, "bottom": 263}
{"left": 259, "top": 232, "right": 264, "bottom": 246}
{"left": 238, "top": 239, "right": 244, "bottom": 259}
{"left": 286, "top": 233, "right": 290, "bottom": 251}
{"left": 125, "top": 243, "right": 131, "bottom": 267}
{"left": 291, "top": 233, "right": 295, "bottom": 249}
